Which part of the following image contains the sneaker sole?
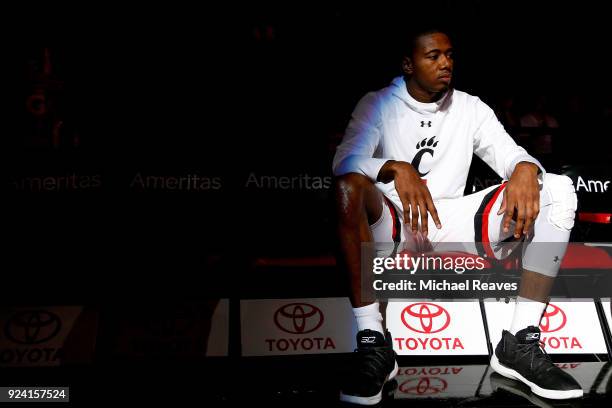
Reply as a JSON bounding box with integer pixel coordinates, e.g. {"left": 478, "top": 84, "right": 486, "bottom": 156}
{"left": 339, "top": 360, "right": 399, "bottom": 405}
{"left": 490, "top": 373, "right": 555, "bottom": 408}
{"left": 490, "top": 354, "right": 583, "bottom": 400}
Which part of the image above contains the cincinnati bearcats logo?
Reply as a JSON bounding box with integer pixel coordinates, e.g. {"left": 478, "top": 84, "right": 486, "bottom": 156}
{"left": 399, "top": 377, "right": 448, "bottom": 395}
{"left": 401, "top": 303, "right": 450, "bottom": 334}
{"left": 411, "top": 136, "right": 438, "bottom": 177}
{"left": 539, "top": 304, "right": 567, "bottom": 333}
{"left": 273, "top": 303, "right": 324, "bottom": 334}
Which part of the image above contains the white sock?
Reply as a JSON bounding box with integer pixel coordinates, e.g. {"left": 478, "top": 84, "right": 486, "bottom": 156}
{"left": 510, "top": 296, "right": 547, "bottom": 335}
{"left": 353, "top": 301, "right": 384, "bottom": 335}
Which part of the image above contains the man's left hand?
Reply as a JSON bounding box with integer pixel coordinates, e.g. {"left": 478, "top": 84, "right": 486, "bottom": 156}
{"left": 497, "top": 162, "right": 540, "bottom": 238}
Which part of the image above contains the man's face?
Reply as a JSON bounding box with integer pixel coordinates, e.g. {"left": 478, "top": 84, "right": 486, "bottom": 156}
{"left": 404, "top": 33, "right": 454, "bottom": 94}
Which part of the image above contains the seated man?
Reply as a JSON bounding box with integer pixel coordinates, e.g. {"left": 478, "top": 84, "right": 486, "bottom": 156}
{"left": 333, "top": 27, "right": 580, "bottom": 405}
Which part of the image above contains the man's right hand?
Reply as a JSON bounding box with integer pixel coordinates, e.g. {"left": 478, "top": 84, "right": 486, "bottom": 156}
{"left": 378, "top": 160, "right": 442, "bottom": 236}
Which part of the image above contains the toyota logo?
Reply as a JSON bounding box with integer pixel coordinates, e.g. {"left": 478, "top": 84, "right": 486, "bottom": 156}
{"left": 401, "top": 303, "right": 450, "bottom": 334}
{"left": 539, "top": 303, "right": 567, "bottom": 333}
{"left": 273, "top": 303, "right": 324, "bottom": 334}
{"left": 4, "top": 310, "right": 62, "bottom": 345}
{"left": 399, "top": 377, "right": 448, "bottom": 395}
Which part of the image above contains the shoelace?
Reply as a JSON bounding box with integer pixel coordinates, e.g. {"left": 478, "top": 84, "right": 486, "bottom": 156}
{"left": 516, "top": 341, "right": 553, "bottom": 371}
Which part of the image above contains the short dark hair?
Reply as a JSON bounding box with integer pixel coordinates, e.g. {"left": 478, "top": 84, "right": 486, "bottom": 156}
{"left": 403, "top": 27, "right": 452, "bottom": 59}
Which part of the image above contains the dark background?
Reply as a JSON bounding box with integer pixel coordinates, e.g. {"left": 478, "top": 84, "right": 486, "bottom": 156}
{"left": 1, "top": 3, "right": 611, "bottom": 405}
{"left": 4, "top": 1, "right": 611, "bottom": 302}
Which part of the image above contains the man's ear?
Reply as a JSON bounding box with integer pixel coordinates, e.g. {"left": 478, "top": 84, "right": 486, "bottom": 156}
{"left": 402, "top": 56, "right": 413, "bottom": 75}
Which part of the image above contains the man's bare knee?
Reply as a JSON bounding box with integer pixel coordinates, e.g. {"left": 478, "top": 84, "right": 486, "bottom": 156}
{"left": 335, "top": 173, "right": 372, "bottom": 193}
{"left": 335, "top": 173, "right": 382, "bottom": 225}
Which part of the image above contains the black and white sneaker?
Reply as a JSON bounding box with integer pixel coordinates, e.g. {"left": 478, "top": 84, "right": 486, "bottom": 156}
{"left": 490, "top": 326, "right": 583, "bottom": 399}
{"left": 340, "top": 329, "right": 399, "bottom": 405}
